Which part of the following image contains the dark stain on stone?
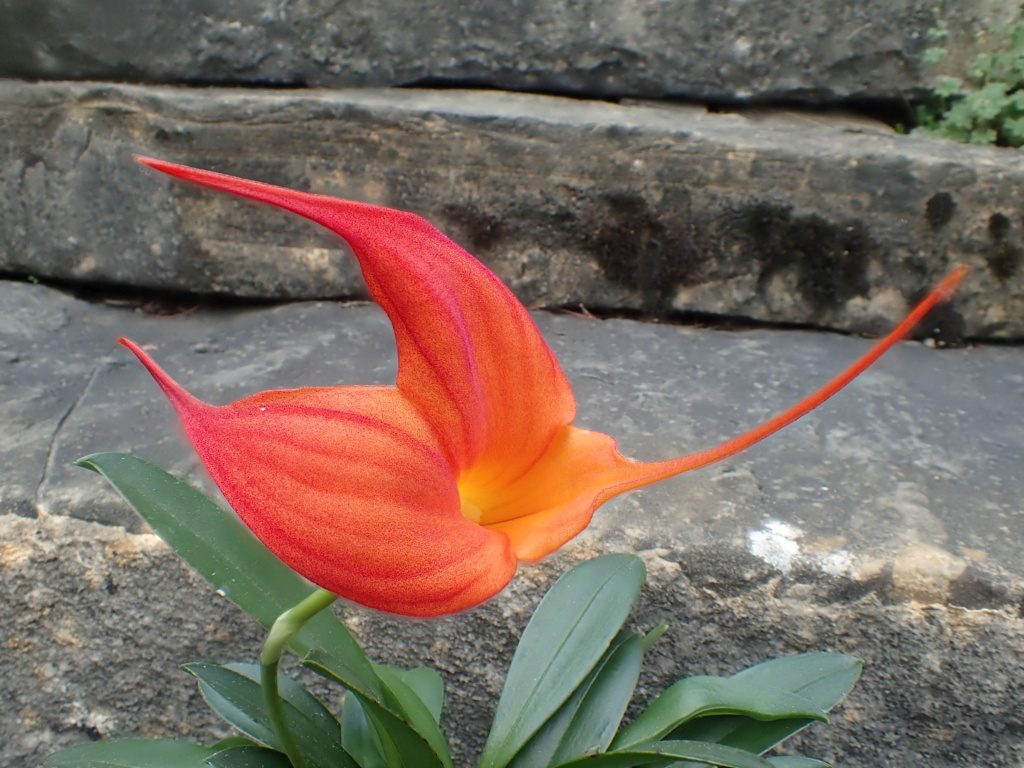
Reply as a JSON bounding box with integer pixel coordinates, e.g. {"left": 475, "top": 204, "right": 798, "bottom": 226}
{"left": 988, "top": 212, "right": 1011, "bottom": 240}
{"left": 986, "top": 212, "right": 1021, "bottom": 281}
{"left": 676, "top": 544, "right": 776, "bottom": 597}
{"left": 925, "top": 192, "right": 956, "bottom": 229}
{"left": 9, "top": 496, "right": 37, "bottom": 519}
{"left": 987, "top": 243, "right": 1020, "bottom": 281}
{"left": 153, "top": 126, "right": 193, "bottom": 146}
{"left": 583, "top": 190, "right": 700, "bottom": 313}
{"left": 742, "top": 202, "right": 871, "bottom": 314}
{"left": 76, "top": 723, "right": 103, "bottom": 741}
{"left": 826, "top": 566, "right": 894, "bottom": 604}
{"left": 907, "top": 288, "right": 967, "bottom": 347}
{"left": 949, "top": 564, "right": 1012, "bottom": 609}
{"left": 440, "top": 202, "right": 507, "bottom": 253}
{"left": 780, "top": 563, "right": 895, "bottom": 605}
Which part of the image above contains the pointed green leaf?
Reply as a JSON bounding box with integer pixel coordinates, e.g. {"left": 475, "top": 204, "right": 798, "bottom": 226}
{"left": 480, "top": 554, "right": 646, "bottom": 768}
{"left": 732, "top": 654, "right": 861, "bottom": 710}
{"left": 611, "top": 675, "right": 827, "bottom": 751}
{"left": 553, "top": 739, "right": 772, "bottom": 768}
{"left": 766, "top": 758, "right": 832, "bottom": 768}
{"left": 383, "top": 666, "right": 445, "bottom": 724}
{"left": 375, "top": 665, "right": 453, "bottom": 766}
{"left": 667, "top": 654, "right": 861, "bottom": 754}
{"left": 669, "top": 714, "right": 787, "bottom": 754}
{"left": 550, "top": 633, "right": 643, "bottom": 764}
{"left": 305, "top": 650, "right": 450, "bottom": 768}
{"left": 341, "top": 694, "right": 387, "bottom": 768}
{"left": 506, "top": 632, "right": 639, "bottom": 768}
{"left": 44, "top": 739, "right": 215, "bottom": 767}
{"left": 76, "top": 453, "right": 381, "bottom": 699}
{"left": 209, "top": 738, "right": 261, "bottom": 751}
{"left": 205, "top": 746, "right": 292, "bottom": 767}
{"left": 640, "top": 625, "right": 669, "bottom": 654}
{"left": 185, "top": 663, "right": 353, "bottom": 768}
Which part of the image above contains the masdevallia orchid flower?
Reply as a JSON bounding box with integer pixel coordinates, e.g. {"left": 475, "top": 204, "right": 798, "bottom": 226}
{"left": 124, "top": 156, "right": 965, "bottom": 617}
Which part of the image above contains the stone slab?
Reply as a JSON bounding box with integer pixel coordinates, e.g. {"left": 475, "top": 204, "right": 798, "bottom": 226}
{"left": 2, "top": 278, "right": 1023, "bottom": 766}
{"left": 0, "top": 0, "right": 998, "bottom": 103}
{"left": 3, "top": 80, "right": 1024, "bottom": 339}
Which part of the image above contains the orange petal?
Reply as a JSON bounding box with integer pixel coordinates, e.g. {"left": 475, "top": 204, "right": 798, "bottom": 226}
{"left": 633, "top": 264, "right": 970, "bottom": 481}
{"left": 135, "top": 157, "right": 576, "bottom": 490}
{"left": 119, "top": 339, "right": 517, "bottom": 617}
{"left": 474, "top": 425, "right": 645, "bottom": 560}
{"left": 482, "top": 266, "right": 969, "bottom": 560}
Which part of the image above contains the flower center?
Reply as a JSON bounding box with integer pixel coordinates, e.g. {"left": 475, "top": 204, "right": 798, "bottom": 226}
{"left": 460, "top": 496, "right": 484, "bottom": 524}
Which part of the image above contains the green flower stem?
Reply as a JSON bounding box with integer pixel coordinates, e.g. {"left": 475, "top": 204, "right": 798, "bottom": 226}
{"left": 260, "top": 588, "right": 338, "bottom": 768}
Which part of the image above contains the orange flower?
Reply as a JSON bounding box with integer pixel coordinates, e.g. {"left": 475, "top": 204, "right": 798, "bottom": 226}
{"left": 124, "top": 157, "right": 965, "bottom": 617}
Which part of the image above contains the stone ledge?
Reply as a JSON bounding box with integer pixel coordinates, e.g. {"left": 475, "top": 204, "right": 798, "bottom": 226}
{"left": 0, "top": 0, "right": 999, "bottom": 102}
{"left": 3, "top": 80, "right": 1023, "bottom": 337}
{"left": 4, "top": 514, "right": 1023, "bottom": 768}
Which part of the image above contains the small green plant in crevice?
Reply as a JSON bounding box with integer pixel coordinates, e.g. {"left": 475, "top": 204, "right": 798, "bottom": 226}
{"left": 914, "top": 4, "right": 1024, "bottom": 146}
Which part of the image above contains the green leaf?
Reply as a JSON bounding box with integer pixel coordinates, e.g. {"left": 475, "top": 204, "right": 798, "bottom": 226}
{"left": 934, "top": 77, "right": 964, "bottom": 98}
{"left": 553, "top": 739, "right": 772, "bottom": 768}
{"left": 968, "top": 126, "right": 999, "bottom": 145}
{"left": 610, "top": 676, "right": 826, "bottom": 751}
{"left": 382, "top": 666, "right": 446, "bottom": 724}
{"left": 205, "top": 746, "right": 292, "bottom": 767}
{"left": 970, "top": 82, "right": 1010, "bottom": 120}
{"left": 76, "top": 453, "right": 381, "bottom": 699}
{"left": 341, "top": 695, "right": 387, "bottom": 768}
{"left": 506, "top": 632, "right": 640, "bottom": 768}
{"left": 479, "top": 554, "right": 646, "bottom": 768}
{"left": 668, "top": 654, "right": 861, "bottom": 754}
{"left": 550, "top": 633, "right": 644, "bottom": 764}
{"left": 185, "top": 663, "right": 353, "bottom": 768}
{"left": 1002, "top": 115, "right": 1024, "bottom": 144}
{"left": 640, "top": 624, "right": 669, "bottom": 654}
{"left": 209, "top": 738, "right": 261, "bottom": 751}
{"left": 969, "top": 52, "right": 991, "bottom": 80}
{"left": 731, "top": 654, "right": 861, "bottom": 709}
{"left": 375, "top": 665, "right": 453, "bottom": 766}
{"left": 44, "top": 739, "right": 215, "bottom": 767}
{"left": 766, "top": 758, "right": 832, "bottom": 768}
{"left": 305, "top": 650, "right": 450, "bottom": 768}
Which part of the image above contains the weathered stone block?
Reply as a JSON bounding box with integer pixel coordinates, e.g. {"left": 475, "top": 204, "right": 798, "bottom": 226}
{"left": 2, "top": 80, "right": 1023, "bottom": 337}
{"left": 0, "top": 0, "right": 999, "bottom": 102}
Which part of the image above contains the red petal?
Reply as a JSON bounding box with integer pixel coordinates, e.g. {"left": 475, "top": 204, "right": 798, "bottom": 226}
{"left": 135, "top": 157, "right": 576, "bottom": 488}
{"left": 119, "top": 339, "right": 517, "bottom": 617}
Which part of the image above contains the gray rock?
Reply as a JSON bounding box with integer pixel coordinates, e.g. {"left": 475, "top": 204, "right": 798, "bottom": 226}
{"left": 2, "top": 278, "right": 1023, "bottom": 767}
{"left": 0, "top": 0, "right": 998, "bottom": 102}
{"left": 3, "top": 80, "right": 1024, "bottom": 338}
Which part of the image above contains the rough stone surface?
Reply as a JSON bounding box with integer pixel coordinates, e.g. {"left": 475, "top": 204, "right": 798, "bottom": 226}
{"left": 2, "top": 279, "right": 1023, "bottom": 767}
{"left": 0, "top": 0, "right": 999, "bottom": 103}
{"left": 4, "top": 80, "right": 1024, "bottom": 339}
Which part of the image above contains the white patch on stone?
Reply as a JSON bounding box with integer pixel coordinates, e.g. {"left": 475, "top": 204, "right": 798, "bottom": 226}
{"left": 813, "top": 549, "right": 855, "bottom": 577}
{"left": 747, "top": 520, "right": 802, "bottom": 572}
{"left": 747, "top": 520, "right": 855, "bottom": 576}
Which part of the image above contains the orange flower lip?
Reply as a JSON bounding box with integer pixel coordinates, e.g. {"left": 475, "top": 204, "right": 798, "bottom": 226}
{"left": 125, "top": 155, "right": 966, "bottom": 616}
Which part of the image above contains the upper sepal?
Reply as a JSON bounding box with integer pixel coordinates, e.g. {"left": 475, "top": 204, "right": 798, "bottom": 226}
{"left": 136, "top": 157, "right": 577, "bottom": 483}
